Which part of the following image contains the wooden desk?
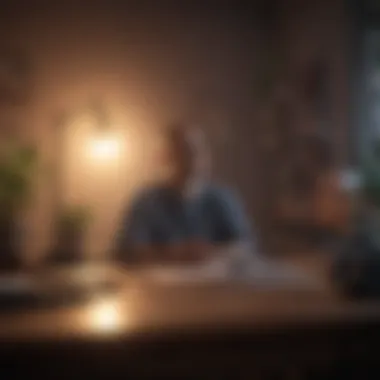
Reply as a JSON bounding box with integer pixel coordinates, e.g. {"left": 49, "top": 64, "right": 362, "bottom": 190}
{"left": 0, "top": 262, "right": 379, "bottom": 379}
{"left": 0, "top": 260, "right": 377, "bottom": 344}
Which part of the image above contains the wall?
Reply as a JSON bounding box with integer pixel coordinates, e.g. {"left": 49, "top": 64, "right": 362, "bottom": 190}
{"left": 0, "top": 1, "right": 350, "bottom": 262}
{"left": 280, "top": 0, "right": 349, "bottom": 162}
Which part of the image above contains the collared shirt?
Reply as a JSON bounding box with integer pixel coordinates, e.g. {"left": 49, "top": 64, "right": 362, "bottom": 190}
{"left": 114, "top": 184, "right": 253, "bottom": 261}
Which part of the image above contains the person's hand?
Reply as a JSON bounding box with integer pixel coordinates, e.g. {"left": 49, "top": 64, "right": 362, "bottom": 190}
{"left": 165, "top": 241, "right": 213, "bottom": 264}
{"left": 185, "top": 241, "right": 214, "bottom": 263}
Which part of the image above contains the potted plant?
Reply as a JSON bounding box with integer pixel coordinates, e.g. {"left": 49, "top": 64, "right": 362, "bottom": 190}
{"left": 0, "top": 140, "right": 38, "bottom": 270}
{"left": 361, "top": 140, "right": 380, "bottom": 245}
{"left": 51, "top": 205, "right": 92, "bottom": 263}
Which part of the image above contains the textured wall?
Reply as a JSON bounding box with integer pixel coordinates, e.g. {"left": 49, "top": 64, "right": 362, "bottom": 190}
{"left": 280, "top": 0, "right": 349, "bottom": 162}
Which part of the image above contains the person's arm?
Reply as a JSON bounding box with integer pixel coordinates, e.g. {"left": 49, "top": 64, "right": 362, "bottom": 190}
{"left": 208, "top": 188, "right": 257, "bottom": 262}
{"left": 146, "top": 189, "right": 255, "bottom": 265}
{"left": 114, "top": 194, "right": 206, "bottom": 264}
{"left": 113, "top": 194, "right": 157, "bottom": 264}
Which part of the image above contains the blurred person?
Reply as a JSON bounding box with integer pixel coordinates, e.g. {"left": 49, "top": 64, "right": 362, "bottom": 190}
{"left": 114, "top": 123, "right": 255, "bottom": 265}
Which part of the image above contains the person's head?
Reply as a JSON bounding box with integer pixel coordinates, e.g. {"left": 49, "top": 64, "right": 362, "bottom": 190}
{"left": 164, "top": 123, "right": 211, "bottom": 190}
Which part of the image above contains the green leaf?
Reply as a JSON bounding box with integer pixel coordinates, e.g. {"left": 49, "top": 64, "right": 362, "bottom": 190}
{"left": 0, "top": 139, "right": 38, "bottom": 214}
{"left": 58, "top": 205, "right": 93, "bottom": 231}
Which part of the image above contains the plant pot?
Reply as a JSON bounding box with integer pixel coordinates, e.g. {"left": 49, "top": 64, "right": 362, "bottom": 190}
{"left": 51, "top": 226, "right": 86, "bottom": 264}
{"left": 333, "top": 228, "right": 380, "bottom": 299}
{"left": 0, "top": 216, "right": 21, "bottom": 271}
{"left": 367, "top": 207, "right": 380, "bottom": 249}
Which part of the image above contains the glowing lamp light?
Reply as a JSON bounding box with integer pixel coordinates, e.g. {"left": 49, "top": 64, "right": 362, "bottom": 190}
{"left": 88, "top": 134, "right": 121, "bottom": 162}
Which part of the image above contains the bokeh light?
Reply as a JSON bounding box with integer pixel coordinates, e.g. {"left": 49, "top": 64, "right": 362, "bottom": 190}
{"left": 87, "top": 298, "right": 123, "bottom": 333}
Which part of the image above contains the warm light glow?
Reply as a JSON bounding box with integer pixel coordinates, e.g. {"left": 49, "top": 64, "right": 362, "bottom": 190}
{"left": 88, "top": 134, "right": 121, "bottom": 162}
{"left": 87, "top": 298, "right": 122, "bottom": 333}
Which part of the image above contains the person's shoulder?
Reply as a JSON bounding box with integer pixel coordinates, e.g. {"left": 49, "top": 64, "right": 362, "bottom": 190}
{"left": 130, "top": 184, "right": 166, "bottom": 208}
{"left": 203, "top": 183, "right": 241, "bottom": 204}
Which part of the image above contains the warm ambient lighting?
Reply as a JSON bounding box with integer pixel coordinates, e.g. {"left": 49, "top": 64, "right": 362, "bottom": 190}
{"left": 87, "top": 298, "right": 123, "bottom": 333}
{"left": 88, "top": 134, "right": 121, "bottom": 162}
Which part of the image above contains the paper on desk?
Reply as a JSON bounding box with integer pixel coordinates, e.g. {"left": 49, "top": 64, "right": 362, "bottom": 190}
{"left": 145, "top": 257, "right": 320, "bottom": 289}
{"left": 146, "top": 260, "right": 228, "bottom": 283}
{"left": 239, "top": 259, "right": 320, "bottom": 288}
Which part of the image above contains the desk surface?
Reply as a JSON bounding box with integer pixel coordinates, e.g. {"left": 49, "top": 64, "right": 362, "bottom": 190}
{"left": 0, "top": 259, "right": 378, "bottom": 343}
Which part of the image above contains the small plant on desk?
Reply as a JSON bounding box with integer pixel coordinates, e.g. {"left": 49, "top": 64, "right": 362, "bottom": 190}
{"left": 51, "top": 205, "right": 93, "bottom": 264}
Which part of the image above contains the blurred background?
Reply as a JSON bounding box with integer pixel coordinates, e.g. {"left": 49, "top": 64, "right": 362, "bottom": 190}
{"left": 0, "top": 0, "right": 358, "bottom": 266}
